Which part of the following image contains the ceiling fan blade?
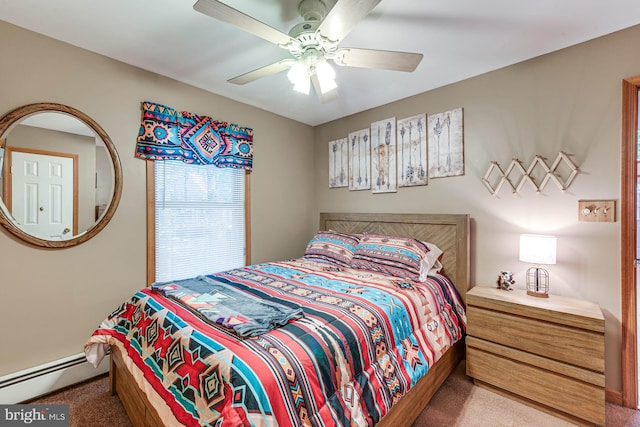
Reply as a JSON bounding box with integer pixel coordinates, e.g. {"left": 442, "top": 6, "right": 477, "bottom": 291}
{"left": 311, "top": 74, "right": 339, "bottom": 104}
{"left": 228, "top": 60, "right": 295, "bottom": 85}
{"left": 194, "top": 0, "right": 296, "bottom": 47}
{"left": 333, "top": 48, "right": 423, "bottom": 72}
{"left": 317, "top": 0, "right": 381, "bottom": 42}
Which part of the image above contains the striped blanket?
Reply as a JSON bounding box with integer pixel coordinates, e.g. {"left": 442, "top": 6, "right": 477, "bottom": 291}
{"left": 85, "top": 259, "right": 466, "bottom": 426}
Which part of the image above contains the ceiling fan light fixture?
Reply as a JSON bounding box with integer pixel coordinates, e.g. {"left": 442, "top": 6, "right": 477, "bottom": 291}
{"left": 315, "top": 58, "right": 337, "bottom": 94}
{"left": 195, "top": 0, "right": 424, "bottom": 102}
{"left": 288, "top": 61, "right": 311, "bottom": 94}
{"left": 298, "top": 0, "right": 326, "bottom": 22}
{"left": 292, "top": 78, "right": 311, "bottom": 94}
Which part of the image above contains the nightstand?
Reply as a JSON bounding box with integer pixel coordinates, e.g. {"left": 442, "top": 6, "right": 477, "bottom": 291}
{"left": 465, "top": 286, "right": 605, "bottom": 426}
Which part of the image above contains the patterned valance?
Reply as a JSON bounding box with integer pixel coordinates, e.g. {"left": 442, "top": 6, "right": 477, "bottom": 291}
{"left": 135, "top": 101, "right": 253, "bottom": 170}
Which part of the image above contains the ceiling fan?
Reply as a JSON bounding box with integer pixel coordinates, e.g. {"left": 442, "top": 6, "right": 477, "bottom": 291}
{"left": 193, "top": 0, "right": 423, "bottom": 103}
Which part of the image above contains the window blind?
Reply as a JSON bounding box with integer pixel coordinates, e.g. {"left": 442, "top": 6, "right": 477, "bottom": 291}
{"left": 154, "top": 161, "right": 245, "bottom": 282}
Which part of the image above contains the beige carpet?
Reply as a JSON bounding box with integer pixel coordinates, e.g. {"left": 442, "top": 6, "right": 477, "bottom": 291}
{"left": 29, "top": 374, "right": 131, "bottom": 427}
{"left": 31, "top": 360, "right": 640, "bottom": 426}
{"left": 415, "top": 361, "right": 640, "bottom": 427}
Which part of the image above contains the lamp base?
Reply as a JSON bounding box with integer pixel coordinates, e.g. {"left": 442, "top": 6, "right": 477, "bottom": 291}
{"left": 526, "top": 290, "right": 549, "bottom": 298}
{"left": 525, "top": 267, "right": 549, "bottom": 297}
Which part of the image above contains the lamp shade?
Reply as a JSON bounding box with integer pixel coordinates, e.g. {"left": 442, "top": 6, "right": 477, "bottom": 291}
{"left": 519, "top": 234, "right": 556, "bottom": 265}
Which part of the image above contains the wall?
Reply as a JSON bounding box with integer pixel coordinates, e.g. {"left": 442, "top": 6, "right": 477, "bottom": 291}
{"left": 0, "top": 20, "right": 315, "bottom": 376}
{"left": 313, "top": 25, "right": 640, "bottom": 392}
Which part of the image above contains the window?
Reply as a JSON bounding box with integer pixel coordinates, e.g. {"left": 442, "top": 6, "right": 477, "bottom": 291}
{"left": 148, "top": 161, "right": 249, "bottom": 284}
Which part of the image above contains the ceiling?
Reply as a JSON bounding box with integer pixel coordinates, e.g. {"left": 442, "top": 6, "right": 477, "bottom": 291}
{"left": 2, "top": 0, "right": 639, "bottom": 126}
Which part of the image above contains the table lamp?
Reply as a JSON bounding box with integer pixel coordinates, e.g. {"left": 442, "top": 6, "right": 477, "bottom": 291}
{"left": 519, "top": 234, "right": 556, "bottom": 298}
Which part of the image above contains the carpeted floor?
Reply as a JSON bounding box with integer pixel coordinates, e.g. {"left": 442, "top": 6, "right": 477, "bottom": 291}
{"left": 29, "top": 374, "right": 132, "bottom": 427}
{"left": 413, "top": 361, "right": 640, "bottom": 426}
{"left": 31, "top": 360, "right": 640, "bottom": 426}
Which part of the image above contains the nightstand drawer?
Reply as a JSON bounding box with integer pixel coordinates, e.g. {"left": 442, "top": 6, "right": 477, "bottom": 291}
{"left": 467, "top": 336, "right": 604, "bottom": 387}
{"left": 467, "top": 305, "right": 604, "bottom": 372}
{"left": 467, "top": 344, "right": 605, "bottom": 426}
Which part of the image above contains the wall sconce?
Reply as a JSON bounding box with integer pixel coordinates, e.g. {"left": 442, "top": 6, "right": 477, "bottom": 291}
{"left": 519, "top": 234, "right": 557, "bottom": 298}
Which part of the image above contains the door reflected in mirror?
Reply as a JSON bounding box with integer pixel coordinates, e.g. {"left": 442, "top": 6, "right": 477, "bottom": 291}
{"left": 0, "top": 103, "right": 122, "bottom": 248}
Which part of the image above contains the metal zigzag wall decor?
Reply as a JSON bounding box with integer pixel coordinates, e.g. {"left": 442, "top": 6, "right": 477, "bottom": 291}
{"left": 482, "top": 151, "right": 580, "bottom": 195}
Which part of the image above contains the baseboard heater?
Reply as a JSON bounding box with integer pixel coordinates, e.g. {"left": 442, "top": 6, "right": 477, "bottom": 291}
{"left": 0, "top": 351, "right": 110, "bottom": 404}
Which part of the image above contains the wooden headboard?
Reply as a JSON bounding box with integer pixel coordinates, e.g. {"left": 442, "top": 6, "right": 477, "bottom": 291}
{"left": 319, "top": 212, "right": 470, "bottom": 301}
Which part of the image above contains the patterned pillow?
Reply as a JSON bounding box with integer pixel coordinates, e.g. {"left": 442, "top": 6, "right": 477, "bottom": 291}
{"left": 350, "top": 234, "right": 430, "bottom": 279}
{"left": 303, "top": 231, "right": 360, "bottom": 267}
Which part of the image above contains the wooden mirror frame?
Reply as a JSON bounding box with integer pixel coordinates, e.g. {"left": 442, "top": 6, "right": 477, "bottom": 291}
{"left": 0, "top": 102, "right": 123, "bottom": 248}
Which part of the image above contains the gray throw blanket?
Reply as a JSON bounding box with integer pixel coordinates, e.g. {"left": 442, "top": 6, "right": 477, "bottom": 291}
{"left": 151, "top": 276, "right": 303, "bottom": 338}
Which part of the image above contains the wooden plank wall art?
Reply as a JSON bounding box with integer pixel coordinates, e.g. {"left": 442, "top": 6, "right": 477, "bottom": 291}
{"left": 428, "top": 108, "right": 464, "bottom": 179}
{"left": 329, "top": 108, "right": 465, "bottom": 193}
{"left": 348, "top": 128, "right": 371, "bottom": 191}
{"left": 328, "top": 137, "right": 348, "bottom": 188}
{"left": 398, "top": 113, "right": 427, "bottom": 187}
{"left": 371, "top": 117, "right": 397, "bottom": 193}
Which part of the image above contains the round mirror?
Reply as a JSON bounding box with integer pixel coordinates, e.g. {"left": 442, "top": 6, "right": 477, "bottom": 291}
{"left": 0, "top": 103, "right": 122, "bottom": 248}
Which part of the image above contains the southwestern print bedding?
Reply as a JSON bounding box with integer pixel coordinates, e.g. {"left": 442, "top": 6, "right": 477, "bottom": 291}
{"left": 85, "top": 258, "right": 466, "bottom": 427}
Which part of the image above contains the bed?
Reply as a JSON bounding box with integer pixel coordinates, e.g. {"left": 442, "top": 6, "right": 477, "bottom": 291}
{"left": 85, "top": 212, "right": 469, "bottom": 426}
